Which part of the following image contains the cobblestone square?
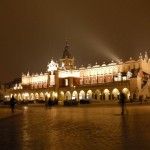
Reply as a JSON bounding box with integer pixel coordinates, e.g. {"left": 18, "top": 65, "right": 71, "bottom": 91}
{"left": 0, "top": 104, "right": 150, "bottom": 150}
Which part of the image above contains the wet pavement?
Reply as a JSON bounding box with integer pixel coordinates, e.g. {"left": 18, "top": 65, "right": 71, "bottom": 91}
{"left": 0, "top": 106, "right": 22, "bottom": 120}
{"left": 0, "top": 104, "right": 150, "bottom": 150}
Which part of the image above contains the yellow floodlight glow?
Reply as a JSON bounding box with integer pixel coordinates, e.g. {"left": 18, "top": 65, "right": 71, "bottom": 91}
{"left": 85, "top": 37, "right": 120, "bottom": 63}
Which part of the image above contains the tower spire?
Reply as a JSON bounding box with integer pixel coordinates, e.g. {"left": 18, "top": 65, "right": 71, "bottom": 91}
{"left": 62, "top": 40, "right": 71, "bottom": 59}
{"left": 60, "top": 41, "right": 75, "bottom": 69}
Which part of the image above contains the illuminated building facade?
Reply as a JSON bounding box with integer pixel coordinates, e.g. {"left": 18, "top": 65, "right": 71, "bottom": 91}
{"left": 5, "top": 42, "right": 150, "bottom": 102}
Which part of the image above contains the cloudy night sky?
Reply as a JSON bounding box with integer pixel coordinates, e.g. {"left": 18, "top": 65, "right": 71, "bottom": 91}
{"left": 0, "top": 0, "right": 150, "bottom": 83}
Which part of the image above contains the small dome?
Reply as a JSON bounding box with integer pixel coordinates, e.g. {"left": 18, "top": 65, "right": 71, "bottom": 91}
{"left": 102, "top": 62, "right": 106, "bottom": 67}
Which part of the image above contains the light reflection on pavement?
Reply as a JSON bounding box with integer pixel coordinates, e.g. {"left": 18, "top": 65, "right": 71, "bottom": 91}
{"left": 0, "top": 104, "right": 150, "bottom": 150}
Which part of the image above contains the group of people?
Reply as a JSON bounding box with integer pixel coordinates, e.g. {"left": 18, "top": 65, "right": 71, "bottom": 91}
{"left": 45, "top": 96, "right": 51, "bottom": 108}
{"left": 45, "top": 96, "right": 58, "bottom": 108}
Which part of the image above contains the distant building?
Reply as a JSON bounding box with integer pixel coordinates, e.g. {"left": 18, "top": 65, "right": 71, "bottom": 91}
{"left": 2, "top": 78, "right": 21, "bottom": 100}
{"left": 0, "top": 83, "right": 5, "bottom": 100}
{"left": 5, "top": 42, "right": 150, "bottom": 102}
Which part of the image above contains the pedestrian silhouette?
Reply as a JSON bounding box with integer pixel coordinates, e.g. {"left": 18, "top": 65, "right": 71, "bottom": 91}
{"left": 139, "top": 95, "right": 143, "bottom": 104}
{"left": 120, "top": 92, "right": 125, "bottom": 115}
{"left": 45, "top": 95, "right": 48, "bottom": 108}
{"left": 10, "top": 96, "right": 16, "bottom": 114}
{"left": 48, "top": 98, "right": 52, "bottom": 107}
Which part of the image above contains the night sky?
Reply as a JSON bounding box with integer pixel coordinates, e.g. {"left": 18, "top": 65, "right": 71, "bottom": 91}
{"left": 0, "top": 0, "right": 150, "bottom": 83}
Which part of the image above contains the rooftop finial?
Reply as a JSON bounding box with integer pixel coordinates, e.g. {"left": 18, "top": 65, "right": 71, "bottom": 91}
{"left": 27, "top": 71, "right": 30, "bottom": 76}
{"left": 145, "top": 51, "right": 148, "bottom": 57}
{"left": 144, "top": 51, "right": 148, "bottom": 62}
{"left": 139, "top": 52, "right": 143, "bottom": 60}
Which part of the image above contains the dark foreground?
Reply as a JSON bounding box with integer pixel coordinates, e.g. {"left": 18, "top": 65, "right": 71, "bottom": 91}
{"left": 0, "top": 104, "right": 150, "bottom": 150}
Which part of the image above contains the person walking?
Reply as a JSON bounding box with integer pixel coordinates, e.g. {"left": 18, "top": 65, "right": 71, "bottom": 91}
{"left": 139, "top": 95, "right": 143, "bottom": 104}
{"left": 45, "top": 95, "right": 48, "bottom": 108}
{"left": 10, "top": 96, "right": 16, "bottom": 114}
{"left": 48, "top": 98, "right": 52, "bottom": 107}
{"left": 120, "top": 92, "right": 126, "bottom": 115}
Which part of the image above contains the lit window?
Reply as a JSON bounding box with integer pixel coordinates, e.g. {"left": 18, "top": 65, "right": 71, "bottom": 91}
{"left": 80, "top": 80, "right": 83, "bottom": 85}
{"left": 65, "top": 79, "right": 68, "bottom": 86}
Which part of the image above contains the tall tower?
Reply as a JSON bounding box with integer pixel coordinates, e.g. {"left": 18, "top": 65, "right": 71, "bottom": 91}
{"left": 59, "top": 41, "right": 75, "bottom": 69}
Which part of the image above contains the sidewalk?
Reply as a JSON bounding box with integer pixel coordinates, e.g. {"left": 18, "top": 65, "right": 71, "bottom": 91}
{"left": 0, "top": 106, "right": 23, "bottom": 120}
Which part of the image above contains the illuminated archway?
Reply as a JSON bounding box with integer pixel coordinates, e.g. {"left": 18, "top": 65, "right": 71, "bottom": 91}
{"left": 112, "top": 88, "right": 120, "bottom": 100}
{"left": 59, "top": 91, "right": 65, "bottom": 101}
{"left": 94, "top": 89, "right": 101, "bottom": 100}
{"left": 54, "top": 92, "right": 58, "bottom": 99}
{"left": 51, "top": 92, "right": 58, "bottom": 100}
{"left": 50, "top": 91, "right": 54, "bottom": 100}
{"left": 79, "top": 90, "right": 85, "bottom": 100}
{"left": 22, "top": 93, "right": 25, "bottom": 100}
{"left": 30, "top": 93, "right": 35, "bottom": 100}
{"left": 45, "top": 92, "right": 50, "bottom": 97}
{"left": 86, "top": 90, "right": 93, "bottom": 99}
{"left": 72, "top": 91, "right": 78, "bottom": 100}
{"left": 14, "top": 94, "right": 17, "bottom": 99}
{"left": 24, "top": 93, "right": 29, "bottom": 100}
{"left": 103, "top": 89, "right": 110, "bottom": 100}
{"left": 122, "top": 88, "right": 130, "bottom": 100}
{"left": 35, "top": 93, "right": 39, "bottom": 100}
{"left": 18, "top": 93, "right": 22, "bottom": 100}
{"left": 40, "top": 92, "right": 45, "bottom": 100}
{"left": 65, "top": 91, "right": 71, "bottom": 100}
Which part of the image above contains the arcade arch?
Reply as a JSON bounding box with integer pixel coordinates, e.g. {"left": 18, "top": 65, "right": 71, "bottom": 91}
{"left": 14, "top": 94, "right": 17, "bottom": 99}
{"left": 40, "top": 92, "right": 45, "bottom": 100}
{"left": 112, "top": 88, "right": 119, "bottom": 100}
{"left": 122, "top": 88, "right": 130, "bottom": 100}
{"left": 86, "top": 90, "right": 93, "bottom": 99}
{"left": 79, "top": 90, "right": 85, "bottom": 100}
{"left": 35, "top": 93, "right": 39, "bottom": 100}
{"left": 103, "top": 89, "right": 110, "bottom": 100}
{"left": 72, "top": 91, "right": 78, "bottom": 100}
{"left": 50, "top": 91, "right": 54, "bottom": 100}
{"left": 18, "top": 94, "right": 22, "bottom": 100}
{"left": 59, "top": 91, "right": 65, "bottom": 101}
{"left": 51, "top": 92, "right": 58, "bottom": 100}
{"left": 21, "top": 93, "right": 29, "bottom": 100}
{"left": 30, "top": 93, "right": 35, "bottom": 100}
{"left": 45, "top": 92, "right": 50, "bottom": 98}
{"left": 94, "top": 89, "right": 101, "bottom": 100}
{"left": 65, "top": 91, "right": 71, "bottom": 100}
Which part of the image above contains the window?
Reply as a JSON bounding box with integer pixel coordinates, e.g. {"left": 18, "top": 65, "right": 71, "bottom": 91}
{"left": 100, "top": 78, "right": 102, "bottom": 83}
{"left": 65, "top": 79, "right": 68, "bottom": 86}
{"left": 80, "top": 80, "right": 83, "bottom": 85}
